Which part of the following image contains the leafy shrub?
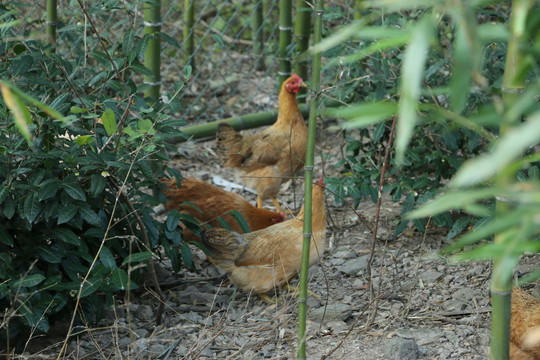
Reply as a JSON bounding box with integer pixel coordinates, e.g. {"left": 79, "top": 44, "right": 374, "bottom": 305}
{"left": 0, "top": 4, "right": 191, "bottom": 348}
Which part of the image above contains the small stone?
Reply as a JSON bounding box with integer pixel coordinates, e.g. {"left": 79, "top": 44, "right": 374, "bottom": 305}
{"left": 310, "top": 303, "right": 352, "bottom": 321}
{"left": 387, "top": 338, "right": 418, "bottom": 360}
{"left": 419, "top": 270, "right": 444, "bottom": 282}
{"left": 338, "top": 256, "right": 368, "bottom": 275}
{"left": 134, "top": 305, "right": 154, "bottom": 321}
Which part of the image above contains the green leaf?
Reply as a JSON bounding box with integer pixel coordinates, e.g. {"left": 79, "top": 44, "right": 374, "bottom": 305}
{"left": 90, "top": 173, "right": 107, "bottom": 198}
{"left": 63, "top": 183, "right": 87, "bottom": 201}
{"left": 0, "top": 186, "right": 8, "bottom": 205}
{"left": 23, "top": 192, "right": 41, "bottom": 223}
{"left": 52, "top": 227, "right": 81, "bottom": 246}
{"left": 446, "top": 216, "right": 470, "bottom": 241}
{"left": 452, "top": 112, "right": 540, "bottom": 187}
{"left": 70, "top": 106, "right": 88, "bottom": 114}
{"left": 138, "top": 118, "right": 154, "bottom": 133}
{"left": 444, "top": 210, "right": 527, "bottom": 253}
{"left": 166, "top": 210, "right": 182, "bottom": 232}
{"left": 75, "top": 135, "right": 95, "bottom": 146}
{"left": 13, "top": 274, "right": 46, "bottom": 288}
{"left": 1, "top": 81, "right": 32, "bottom": 143}
{"left": 121, "top": 252, "right": 153, "bottom": 266}
{"left": 110, "top": 268, "right": 129, "bottom": 290}
{"left": 180, "top": 242, "right": 193, "bottom": 269}
{"left": 38, "top": 179, "right": 60, "bottom": 201}
{"left": 102, "top": 108, "right": 117, "bottom": 136}
{"left": 449, "top": 29, "right": 472, "bottom": 114}
{"left": 395, "top": 16, "right": 433, "bottom": 164}
{"left": 229, "top": 210, "right": 250, "bottom": 233}
{"left": 0, "top": 226, "right": 13, "bottom": 246}
{"left": 78, "top": 204, "right": 101, "bottom": 225}
{"left": 80, "top": 277, "right": 104, "bottom": 297}
{"left": 57, "top": 204, "right": 78, "bottom": 225}
{"left": 328, "top": 102, "right": 397, "bottom": 129}
{"left": 100, "top": 246, "right": 117, "bottom": 269}
{"left": 408, "top": 187, "right": 498, "bottom": 219}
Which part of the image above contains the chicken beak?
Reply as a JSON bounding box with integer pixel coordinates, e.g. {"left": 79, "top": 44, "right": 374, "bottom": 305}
{"left": 300, "top": 82, "right": 308, "bottom": 88}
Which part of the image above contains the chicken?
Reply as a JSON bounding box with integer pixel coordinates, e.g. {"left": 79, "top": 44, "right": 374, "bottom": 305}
{"left": 216, "top": 74, "right": 308, "bottom": 213}
{"left": 200, "top": 179, "right": 326, "bottom": 295}
{"left": 510, "top": 287, "right": 540, "bottom": 359}
{"left": 161, "top": 177, "right": 285, "bottom": 243}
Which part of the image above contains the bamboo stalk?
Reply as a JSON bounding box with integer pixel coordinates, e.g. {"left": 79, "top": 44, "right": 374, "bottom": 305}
{"left": 143, "top": 0, "right": 161, "bottom": 99}
{"left": 279, "top": 0, "right": 292, "bottom": 87}
{"left": 168, "top": 99, "right": 341, "bottom": 143}
{"left": 297, "top": 1, "right": 322, "bottom": 358}
{"left": 46, "top": 0, "right": 57, "bottom": 52}
{"left": 294, "top": 0, "right": 312, "bottom": 102}
{"left": 184, "top": 0, "right": 195, "bottom": 70}
{"left": 490, "top": 0, "right": 534, "bottom": 359}
{"left": 252, "top": 2, "right": 265, "bottom": 71}
{"left": 354, "top": 0, "right": 364, "bottom": 20}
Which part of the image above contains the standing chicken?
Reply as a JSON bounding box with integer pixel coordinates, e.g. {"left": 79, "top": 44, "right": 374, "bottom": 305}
{"left": 200, "top": 179, "right": 326, "bottom": 295}
{"left": 510, "top": 287, "right": 540, "bottom": 359}
{"left": 161, "top": 177, "right": 285, "bottom": 243}
{"left": 216, "top": 74, "right": 308, "bottom": 213}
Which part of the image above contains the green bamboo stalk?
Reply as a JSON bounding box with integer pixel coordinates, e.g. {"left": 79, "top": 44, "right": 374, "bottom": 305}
{"left": 294, "top": 0, "right": 312, "bottom": 102}
{"left": 252, "top": 2, "right": 265, "bottom": 71}
{"left": 143, "top": 0, "right": 161, "bottom": 99}
{"left": 184, "top": 0, "right": 195, "bottom": 70}
{"left": 297, "top": 0, "right": 322, "bottom": 358}
{"left": 279, "top": 0, "right": 292, "bottom": 87}
{"left": 46, "top": 0, "right": 57, "bottom": 52}
{"left": 168, "top": 99, "right": 341, "bottom": 143}
{"left": 490, "top": 1, "right": 534, "bottom": 359}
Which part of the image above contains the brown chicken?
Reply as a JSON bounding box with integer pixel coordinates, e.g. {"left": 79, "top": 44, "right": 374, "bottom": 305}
{"left": 216, "top": 74, "right": 308, "bottom": 212}
{"left": 510, "top": 287, "right": 540, "bottom": 359}
{"left": 200, "top": 179, "right": 326, "bottom": 295}
{"left": 161, "top": 177, "right": 285, "bottom": 243}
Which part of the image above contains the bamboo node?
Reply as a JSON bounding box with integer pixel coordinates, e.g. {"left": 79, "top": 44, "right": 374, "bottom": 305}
{"left": 278, "top": 71, "right": 291, "bottom": 76}
{"left": 501, "top": 86, "right": 524, "bottom": 94}
{"left": 314, "top": 10, "right": 324, "bottom": 16}
{"left": 298, "top": 298, "right": 307, "bottom": 303}
{"left": 303, "top": 232, "right": 312, "bottom": 238}
{"left": 279, "top": 26, "right": 293, "bottom": 31}
{"left": 143, "top": 21, "right": 163, "bottom": 28}
{"left": 144, "top": 81, "right": 162, "bottom": 86}
{"left": 46, "top": 21, "right": 57, "bottom": 26}
{"left": 303, "top": 165, "right": 314, "bottom": 171}
{"left": 491, "top": 289, "right": 512, "bottom": 296}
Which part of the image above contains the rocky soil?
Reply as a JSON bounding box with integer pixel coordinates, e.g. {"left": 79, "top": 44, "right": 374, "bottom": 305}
{"left": 23, "top": 112, "right": 540, "bottom": 360}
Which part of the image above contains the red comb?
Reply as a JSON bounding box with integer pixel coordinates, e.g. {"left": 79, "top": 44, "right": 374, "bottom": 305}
{"left": 318, "top": 178, "right": 324, "bottom": 185}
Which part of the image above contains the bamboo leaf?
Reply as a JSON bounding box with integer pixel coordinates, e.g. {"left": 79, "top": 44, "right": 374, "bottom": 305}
{"left": 408, "top": 187, "right": 498, "bottom": 219}
{"left": 450, "top": 28, "right": 473, "bottom": 114}
{"left": 395, "top": 16, "right": 433, "bottom": 164}
{"left": 229, "top": 210, "right": 250, "bottom": 233}
{"left": 327, "top": 102, "right": 397, "bottom": 129}
{"left": 0, "top": 81, "right": 32, "bottom": 143}
{"left": 452, "top": 111, "right": 540, "bottom": 187}
{"left": 101, "top": 108, "right": 117, "bottom": 136}
{"left": 443, "top": 210, "right": 525, "bottom": 253}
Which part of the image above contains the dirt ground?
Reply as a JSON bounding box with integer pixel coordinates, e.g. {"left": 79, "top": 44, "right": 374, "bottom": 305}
{"left": 21, "top": 115, "right": 540, "bottom": 360}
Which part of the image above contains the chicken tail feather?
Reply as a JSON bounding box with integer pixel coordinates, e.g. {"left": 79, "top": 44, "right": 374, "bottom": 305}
{"left": 201, "top": 228, "right": 245, "bottom": 262}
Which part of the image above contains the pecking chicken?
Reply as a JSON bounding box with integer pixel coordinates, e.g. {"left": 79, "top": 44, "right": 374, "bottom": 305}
{"left": 161, "top": 177, "right": 285, "bottom": 243}
{"left": 200, "top": 179, "right": 326, "bottom": 295}
{"left": 510, "top": 287, "right": 540, "bottom": 359}
{"left": 216, "top": 74, "right": 308, "bottom": 213}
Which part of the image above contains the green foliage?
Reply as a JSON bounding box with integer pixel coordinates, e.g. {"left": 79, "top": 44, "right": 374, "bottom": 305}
{"left": 317, "top": 1, "right": 539, "bottom": 239}
{"left": 0, "top": 3, "right": 192, "bottom": 346}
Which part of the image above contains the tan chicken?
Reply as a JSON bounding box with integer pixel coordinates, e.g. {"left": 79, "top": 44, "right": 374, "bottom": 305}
{"left": 216, "top": 74, "right": 308, "bottom": 212}
{"left": 161, "top": 177, "right": 285, "bottom": 243}
{"left": 200, "top": 179, "right": 326, "bottom": 295}
{"left": 510, "top": 287, "right": 540, "bottom": 359}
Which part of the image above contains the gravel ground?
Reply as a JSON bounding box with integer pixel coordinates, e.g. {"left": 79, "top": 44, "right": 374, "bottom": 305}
{"left": 21, "top": 86, "right": 540, "bottom": 360}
